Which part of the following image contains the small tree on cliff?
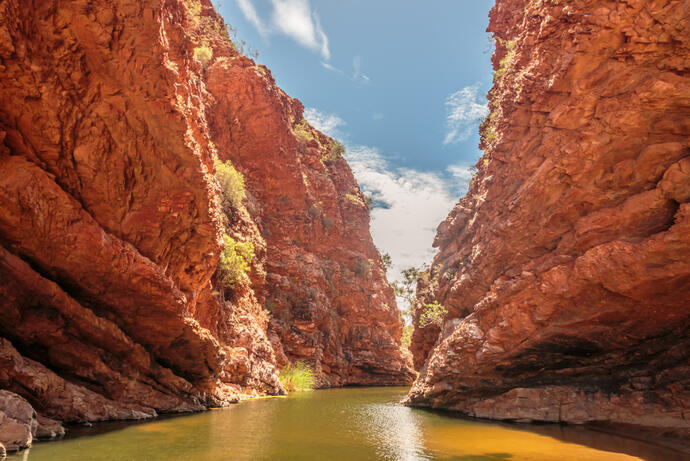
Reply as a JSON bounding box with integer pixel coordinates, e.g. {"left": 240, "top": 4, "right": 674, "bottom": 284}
{"left": 217, "top": 234, "right": 254, "bottom": 299}
{"left": 215, "top": 159, "right": 246, "bottom": 211}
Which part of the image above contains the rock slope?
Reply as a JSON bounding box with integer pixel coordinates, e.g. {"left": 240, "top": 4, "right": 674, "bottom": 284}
{"left": 0, "top": 0, "right": 411, "bottom": 448}
{"left": 407, "top": 0, "right": 690, "bottom": 446}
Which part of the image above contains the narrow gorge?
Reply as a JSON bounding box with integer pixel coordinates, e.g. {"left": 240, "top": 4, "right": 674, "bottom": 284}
{"left": 0, "top": 0, "right": 688, "bottom": 459}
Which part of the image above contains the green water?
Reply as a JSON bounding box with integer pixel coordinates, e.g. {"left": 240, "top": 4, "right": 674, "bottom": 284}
{"left": 9, "top": 387, "right": 685, "bottom": 461}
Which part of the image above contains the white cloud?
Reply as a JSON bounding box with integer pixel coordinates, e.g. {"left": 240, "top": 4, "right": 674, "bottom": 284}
{"left": 443, "top": 84, "right": 489, "bottom": 145}
{"left": 304, "top": 108, "right": 476, "bottom": 313}
{"left": 321, "top": 61, "right": 345, "bottom": 75}
{"left": 304, "top": 107, "right": 345, "bottom": 137}
{"left": 235, "top": 0, "right": 331, "bottom": 60}
{"left": 345, "top": 146, "right": 458, "bottom": 293}
{"left": 236, "top": 0, "right": 269, "bottom": 37}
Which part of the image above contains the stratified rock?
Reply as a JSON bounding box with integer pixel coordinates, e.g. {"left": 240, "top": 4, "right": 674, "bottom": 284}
{"left": 205, "top": 52, "right": 413, "bottom": 386}
{"left": 407, "top": 0, "right": 690, "bottom": 449}
{"left": 0, "top": 0, "right": 411, "bottom": 436}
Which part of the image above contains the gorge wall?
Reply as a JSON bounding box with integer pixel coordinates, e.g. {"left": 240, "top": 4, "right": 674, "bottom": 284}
{"left": 0, "top": 0, "right": 412, "bottom": 449}
{"left": 408, "top": 0, "right": 690, "bottom": 447}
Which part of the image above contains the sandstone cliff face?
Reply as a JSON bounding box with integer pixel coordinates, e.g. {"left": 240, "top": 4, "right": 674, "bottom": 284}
{"left": 0, "top": 0, "right": 410, "bottom": 443}
{"left": 408, "top": 0, "right": 690, "bottom": 443}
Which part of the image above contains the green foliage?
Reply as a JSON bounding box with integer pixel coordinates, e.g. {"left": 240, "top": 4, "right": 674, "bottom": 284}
{"left": 279, "top": 361, "right": 315, "bottom": 392}
{"left": 329, "top": 139, "right": 345, "bottom": 157}
{"left": 381, "top": 252, "right": 392, "bottom": 272}
{"left": 226, "top": 24, "right": 259, "bottom": 58}
{"left": 363, "top": 194, "right": 373, "bottom": 209}
{"left": 392, "top": 267, "right": 421, "bottom": 307}
{"left": 294, "top": 119, "right": 313, "bottom": 143}
{"left": 217, "top": 234, "right": 254, "bottom": 288}
{"left": 215, "top": 159, "right": 246, "bottom": 210}
{"left": 354, "top": 258, "right": 372, "bottom": 278}
{"left": 194, "top": 45, "right": 213, "bottom": 67}
{"left": 418, "top": 301, "right": 448, "bottom": 329}
{"left": 493, "top": 38, "right": 517, "bottom": 81}
{"left": 401, "top": 324, "right": 413, "bottom": 348}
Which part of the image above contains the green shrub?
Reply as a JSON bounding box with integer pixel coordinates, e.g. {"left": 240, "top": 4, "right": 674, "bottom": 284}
{"left": 279, "top": 361, "right": 315, "bottom": 392}
{"left": 293, "top": 119, "right": 313, "bottom": 143}
{"left": 418, "top": 301, "right": 448, "bottom": 329}
{"left": 401, "top": 324, "right": 413, "bottom": 348}
{"left": 194, "top": 45, "right": 213, "bottom": 66}
{"left": 322, "top": 139, "right": 344, "bottom": 165}
{"left": 215, "top": 159, "right": 246, "bottom": 210}
{"left": 218, "top": 234, "right": 254, "bottom": 288}
{"left": 329, "top": 139, "right": 345, "bottom": 157}
{"left": 381, "top": 252, "right": 392, "bottom": 271}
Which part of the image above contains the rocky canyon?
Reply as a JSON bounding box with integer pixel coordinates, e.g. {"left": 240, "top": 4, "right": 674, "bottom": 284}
{"left": 407, "top": 0, "right": 690, "bottom": 451}
{"left": 0, "top": 0, "right": 412, "bottom": 451}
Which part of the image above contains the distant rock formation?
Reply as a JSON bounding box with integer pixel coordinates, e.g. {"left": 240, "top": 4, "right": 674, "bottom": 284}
{"left": 407, "top": 0, "right": 690, "bottom": 449}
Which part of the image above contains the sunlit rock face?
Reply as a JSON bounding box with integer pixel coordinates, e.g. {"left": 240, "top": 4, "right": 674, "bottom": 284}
{"left": 407, "top": 0, "right": 690, "bottom": 446}
{"left": 203, "top": 27, "right": 414, "bottom": 388}
{"left": 0, "top": 0, "right": 410, "bottom": 439}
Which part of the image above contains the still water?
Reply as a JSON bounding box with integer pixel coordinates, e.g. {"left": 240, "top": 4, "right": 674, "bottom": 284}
{"left": 9, "top": 387, "right": 686, "bottom": 461}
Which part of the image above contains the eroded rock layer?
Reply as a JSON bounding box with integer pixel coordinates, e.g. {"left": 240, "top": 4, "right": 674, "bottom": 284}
{"left": 407, "top": 0, "right": 690, "bottom": 445}
{"left": 0, "top": 0, "right": 411, "bottom": 443}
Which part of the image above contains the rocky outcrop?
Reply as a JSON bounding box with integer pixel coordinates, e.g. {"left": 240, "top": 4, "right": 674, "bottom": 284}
{"left": 0, "top": 390, "right": 64, "bottom": 452}
{"left": 203, "top": 47, "right": 413, "bottom": 387}
{"left": 0, "top": 0, "right": 410, "bottom": 445}
{"left": 407, "top": 0, "right": 690, "bottom": 448}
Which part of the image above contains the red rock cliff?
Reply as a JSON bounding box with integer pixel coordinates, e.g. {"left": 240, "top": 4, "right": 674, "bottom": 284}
{"left": 0, "top": 0, "right": 411, "bottom": 444}
{"left": 407, "top": 0, "right": 690, "bottom": 446}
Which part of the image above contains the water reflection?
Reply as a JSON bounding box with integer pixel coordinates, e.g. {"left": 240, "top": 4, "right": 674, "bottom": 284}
{"left": 8, "top": 387, "right": 686, "bottom": 461}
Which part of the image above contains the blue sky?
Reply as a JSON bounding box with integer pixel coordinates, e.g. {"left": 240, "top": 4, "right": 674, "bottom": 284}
{"left": 215, "top": 0, "right": 494, "bottom": 299}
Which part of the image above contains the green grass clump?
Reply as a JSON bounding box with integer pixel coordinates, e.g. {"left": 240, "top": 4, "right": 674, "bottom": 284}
{"left": 218, "top": 234, "right": 254, "bottom": 288}
{"left": 279, "top": 361, "right": 315, "bottom": 392}
{"left": 418, "top": 301, "right": 448, "bottom": 329}
{"left": 215, "top": 159, "right": 246, "bottom": 210}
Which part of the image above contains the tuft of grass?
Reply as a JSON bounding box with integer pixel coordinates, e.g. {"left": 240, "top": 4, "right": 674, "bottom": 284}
{"left": 218, "top": 234, "right": 254, "bottom": 289}
{"left": 322, "top": 139, "right": 344, "bottom": 165}
{"left": 354, "top": 258, "right": 372, "bottom": 278}
{"left": 293, "top": 119, "right": 313, "bottom": 143}
{"left": 279, "top": 361, "right": 315, "bottom": 392}
{"left": 215, "top": 159, "right": 246, "bottom": 210}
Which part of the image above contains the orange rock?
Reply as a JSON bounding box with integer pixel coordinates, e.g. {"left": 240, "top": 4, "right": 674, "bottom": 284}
{"left": 0, "top": 0, "right": 411, "bottom": 436}
{"left": 407, "top": 0, "right": 690, "bottom": 450}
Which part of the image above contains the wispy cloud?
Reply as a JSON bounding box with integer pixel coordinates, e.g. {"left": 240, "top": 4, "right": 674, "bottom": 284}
{"left": 236, "top": 0, "right": 269, "bottom": 37}
{"left": 303, "top": 108, "right": 345, "bottom": 137}
{"left": 446, "top": 164, "right": 474, "bottom": 195}
{"left": 443, "top": 84, "right": 489, "bottom": 145}
{"left": 353, "top": 56, "right": 361, "bottom": 79}
{"left": 235, "top": 0, "right": 330, "bottom": 60}
{"left": 304, "top": 108, "right": 474, "bottom": 311}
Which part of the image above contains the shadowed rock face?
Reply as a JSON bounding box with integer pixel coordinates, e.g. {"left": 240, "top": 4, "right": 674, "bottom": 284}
{"left": 0, "top": 0, "right": 411, "bottom": 443}
{"left": 407, "top": 0, "right": 690, "bottom": 447}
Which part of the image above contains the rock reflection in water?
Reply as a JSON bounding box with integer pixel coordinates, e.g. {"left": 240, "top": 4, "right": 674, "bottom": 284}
{"left": 8, "top": 387, "right": 684, "bottom": 461}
